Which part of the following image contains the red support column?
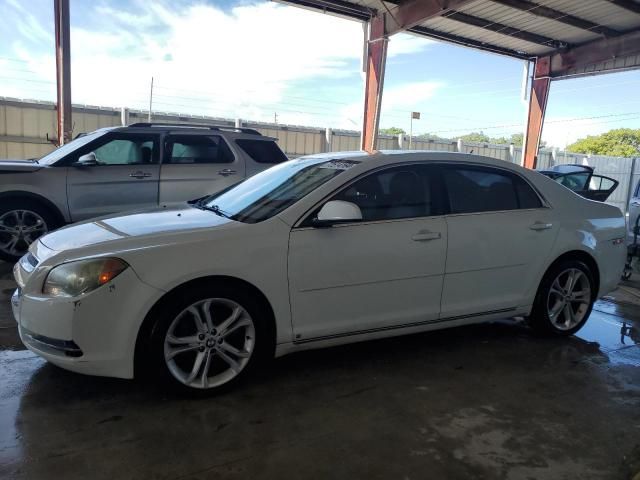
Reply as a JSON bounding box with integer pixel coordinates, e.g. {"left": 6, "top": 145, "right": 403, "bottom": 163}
{"left": 54, "top": 0, "right": 72, "bottom": 146}
{"left": 361, "top": 16, "right": 388, "bottom": 153}
{"left": 522, "top": 56, "right": 551, "bottom": 169}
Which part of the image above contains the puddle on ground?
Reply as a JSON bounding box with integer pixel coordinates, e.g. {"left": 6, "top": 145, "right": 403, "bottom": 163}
{"left": 577, "top": 302, "right": 640, "bottom": 366}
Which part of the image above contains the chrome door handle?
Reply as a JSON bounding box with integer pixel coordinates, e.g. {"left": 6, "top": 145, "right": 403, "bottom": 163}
{"left": 530, "top": 222, "right": 553, "bottom": 231}
{"left": 412, "top": 231, "right": 441, "bottom": 242}
{"left": 218, "top": 169, "right": 237, "bottom": 177}
{"left": 129, "top": 171, "right": 152, "bottom": 179}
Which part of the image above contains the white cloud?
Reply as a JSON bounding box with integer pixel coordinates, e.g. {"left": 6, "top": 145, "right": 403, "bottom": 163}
{"left": 1, "top": 1, "right": 435, "bottom": 128}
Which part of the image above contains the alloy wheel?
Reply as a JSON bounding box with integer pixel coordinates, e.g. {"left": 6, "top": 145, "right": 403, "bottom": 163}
{"left": 0, "top": 209, "right": 48, "bottom": 258}
{"left": 546, "top": 268, "right": 592, "bottom": 331}
{"left": 163, "top": 298, "right": 256, "bottom": 389}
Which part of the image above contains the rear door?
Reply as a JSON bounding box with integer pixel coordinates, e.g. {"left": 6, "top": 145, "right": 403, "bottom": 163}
{"left": 439, "top": 164, "right": 558, "bottom": 318}
{"left": 66, "top": 132, "right": 160, "bottom": 222}
{"left": 159, "top": 134, "right": 245, "bottom": 203}
{"left": 581, "top": 174, "right": 619, "bottom": 202}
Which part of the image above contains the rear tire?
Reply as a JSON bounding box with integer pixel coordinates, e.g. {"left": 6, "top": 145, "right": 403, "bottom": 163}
{"left": 528, "top": 259, "right": 595, "bottom": 336}
{"left": 0, "top": 199, "right": 59, "bottom": 263}
{"left": 145, "top": 281, "right": 272, "bottom": 394}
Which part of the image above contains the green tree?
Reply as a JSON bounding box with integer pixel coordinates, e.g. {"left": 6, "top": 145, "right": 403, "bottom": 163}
{"left": 567, "top": 128, "right": 640, "bottom": 157}
{"left": 458, "top": 131, "right": 491, "bottom": 143}
{"left": 417, "top": 133, "right": 451, "bottom": 142}
{"left": 379, "top": 127, "right": 406, "bottom": 135}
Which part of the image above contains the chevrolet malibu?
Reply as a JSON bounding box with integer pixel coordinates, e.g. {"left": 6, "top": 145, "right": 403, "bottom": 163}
{"left": 12, "top": 151, "right": 626, "bottom": 392}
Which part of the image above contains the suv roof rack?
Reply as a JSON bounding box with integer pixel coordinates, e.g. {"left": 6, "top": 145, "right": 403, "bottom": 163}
{"left": 128, "top": 122, "right": 262, "bottom": 136}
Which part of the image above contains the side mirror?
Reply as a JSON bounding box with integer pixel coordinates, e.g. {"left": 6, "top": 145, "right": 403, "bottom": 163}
{"left": 312, "top": 200, "right": 362, "bottom": 228}
{"left": 73, "top": 152, "right": 98, "bottom": 167}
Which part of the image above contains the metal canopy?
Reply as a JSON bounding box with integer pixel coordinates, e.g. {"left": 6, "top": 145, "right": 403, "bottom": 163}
{"left": 278, "top": 0, "right": 640, "bottom": 168}
{"left": 280, "top": 0, "right": 640, "bottom": 74}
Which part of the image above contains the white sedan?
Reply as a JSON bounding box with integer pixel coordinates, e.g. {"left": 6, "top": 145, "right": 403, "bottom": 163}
{"left": 12, "top": 151, "right": 626, "bottom": 392}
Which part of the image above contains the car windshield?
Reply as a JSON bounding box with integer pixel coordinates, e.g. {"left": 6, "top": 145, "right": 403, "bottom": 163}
{"left": 202, "top": 157, "right": 361, "bottom": 223}
{"left": 37, "top": 130, "right": 107, "bottom": 165}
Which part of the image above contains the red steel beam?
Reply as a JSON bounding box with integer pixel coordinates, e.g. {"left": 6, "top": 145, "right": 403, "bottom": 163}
{"left": 373, "top": 0, "right": 473, "bottom": 40}
{"left": 361, "top": 16, "right": 388, "bottom": 152}
{"left": 549, "top": 29, "right": 640, "bottom": 78}
{"left": 54, "top": 0, "right": 72, "bottom": 146}
{"left": 522, "top": 57, "right": 551, "bottom": 169}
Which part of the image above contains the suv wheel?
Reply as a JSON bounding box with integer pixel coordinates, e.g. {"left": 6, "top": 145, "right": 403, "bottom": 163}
{"left": 0, "top": 200, "right": 57, "bottom": 262}
{"left": 529, "top": 260, "right": 595, "bottom": 336}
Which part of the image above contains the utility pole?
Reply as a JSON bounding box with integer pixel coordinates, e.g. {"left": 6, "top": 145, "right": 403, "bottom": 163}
{"left": 409, "top": 111, "right": 420, "bottom": 150}
{"left": 148, "top": 76, "right": 154, "bottom": 122}
{"left": 54, "top": 0, "right": 71, "bottom": 146}
{"left": 274, "top": 112, "right": 278, "bottom": 124}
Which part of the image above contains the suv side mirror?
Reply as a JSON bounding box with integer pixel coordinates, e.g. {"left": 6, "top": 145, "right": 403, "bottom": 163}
{"left": 312, "top": 200, "right": 362, "bottom": 228}
{"left": 73, "top": 152, "right": 98, "bottom": 167}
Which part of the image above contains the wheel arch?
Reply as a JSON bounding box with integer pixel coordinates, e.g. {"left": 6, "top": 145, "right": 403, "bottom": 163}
{"left": 542, "top": 249, "right": 600, "bottom": 295}
{"left": 0, "top": 190, "right": 66, "bottom": 226}
{"left": 133, "top": 275, "right": 277, "bottom": 378}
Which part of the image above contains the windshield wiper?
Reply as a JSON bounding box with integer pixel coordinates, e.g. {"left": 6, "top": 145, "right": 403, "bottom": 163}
{"left": 193, "top": 203, "right": 231, "bottom": 219}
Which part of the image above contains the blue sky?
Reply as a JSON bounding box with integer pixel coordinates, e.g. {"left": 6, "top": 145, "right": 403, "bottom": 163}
{"left": 1, "top": 0, "right": 639, "bottom": 148}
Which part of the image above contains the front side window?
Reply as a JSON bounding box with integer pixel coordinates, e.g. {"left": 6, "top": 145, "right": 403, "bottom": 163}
{"left": 37, "top": 130, "right": 107, "bottom": 166}
{"left": 236, "top": 139, "right": 288, "bottom": 164}
{"left": 444, "top": 166, "right": 541, "bottom": 214}
{"left": 201, "top": 157, "right": 361, "bottom": 223}
{"left": 92, "top": 138, "right": 157, "bottom": 165}
{"left": 331, "top": 165, "right": 434, "bottom": 221}
{"left": 166, "top": 135, "right": 234, "bottom": 164}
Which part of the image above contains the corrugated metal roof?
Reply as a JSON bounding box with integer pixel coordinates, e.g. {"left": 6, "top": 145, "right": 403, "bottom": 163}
{"left": 279, "top": 0, "right": 640, "bottom": 68}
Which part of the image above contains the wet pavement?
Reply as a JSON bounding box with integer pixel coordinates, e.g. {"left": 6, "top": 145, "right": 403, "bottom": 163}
{"left": 0, "top": 260, "right": 639, "bottom": 479}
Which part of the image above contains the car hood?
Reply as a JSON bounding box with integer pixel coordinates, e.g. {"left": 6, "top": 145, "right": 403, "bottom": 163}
{"left": 39, "top": 205, "right": 232, "bottom": 252}
{"left": 0, "top": 159, "right": 42, "bottom": 172}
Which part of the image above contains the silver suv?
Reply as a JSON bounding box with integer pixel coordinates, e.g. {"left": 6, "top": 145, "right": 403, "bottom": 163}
{"left": 0, "top": 122, "right": 288, "bottom": 261}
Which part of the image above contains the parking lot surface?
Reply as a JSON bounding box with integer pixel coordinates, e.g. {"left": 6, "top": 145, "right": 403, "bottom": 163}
{"left": 0, "top": 261, "right": 639, "bottom": 479}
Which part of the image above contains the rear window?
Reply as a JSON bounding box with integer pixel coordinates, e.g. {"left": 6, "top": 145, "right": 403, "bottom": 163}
{"left": 236, "top": 139, "right": 288, "bottom": 164}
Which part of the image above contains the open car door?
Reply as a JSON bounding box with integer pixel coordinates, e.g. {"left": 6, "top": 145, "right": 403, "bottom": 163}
{"left": 581, "top": 174, "right": 619, "bottom": 201}
{"left": 539, "top": 165, "right": 619, "bottom": 202}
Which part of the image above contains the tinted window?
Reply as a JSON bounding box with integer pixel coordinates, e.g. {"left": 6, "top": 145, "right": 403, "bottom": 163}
{"left": 556, "top": 172, "right": 589, "bottom": 191}
{"left": 590, "top": 175, "right": 615, "bottom": 191}
{"left": 332, "top": 166, "right": 433, "bottom": 221}
{"left": 167, "top": 136, "right": 234, "bottom": 164}
{"left": 444, "top": 167, "right": 540, "bottom": 214}
{"left": 236, "top": 139, "right": 288, "bottom": 164}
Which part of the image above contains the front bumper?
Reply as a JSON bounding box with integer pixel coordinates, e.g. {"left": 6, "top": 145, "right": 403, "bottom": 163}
{"left": 12, "top": 268, "right": 165, "bottom": 379}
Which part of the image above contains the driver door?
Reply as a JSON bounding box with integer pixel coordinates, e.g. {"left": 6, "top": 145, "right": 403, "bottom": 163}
{"left": 287, "top": 164, "right": 447, "bottom": 342}
{"left": 66, "top": 132, "right": 161, "bottom": 222}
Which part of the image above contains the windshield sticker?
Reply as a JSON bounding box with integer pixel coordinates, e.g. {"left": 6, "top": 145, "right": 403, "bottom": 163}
{"left": 318, "top": 160, "right": 359, "bottom": 170}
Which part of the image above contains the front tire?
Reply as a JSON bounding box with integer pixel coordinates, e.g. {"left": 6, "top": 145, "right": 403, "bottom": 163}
{"left": 0, "top": 199, "right": 57, "bottom": 262}
{"left": 529, "top": 260, "right": 595, "bottom": 336}
{"left": 147, "top": 282, "right": 271, "bottom": 393}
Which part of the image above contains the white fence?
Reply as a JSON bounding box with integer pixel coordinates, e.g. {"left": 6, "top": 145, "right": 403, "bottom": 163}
{"left": 0, "top": 97, "right": 636, "bottom": 212}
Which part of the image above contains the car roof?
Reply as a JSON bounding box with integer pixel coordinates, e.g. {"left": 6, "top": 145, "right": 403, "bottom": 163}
{"left": 538, "top": 164, "right": 594, "bottom": 174}
{"left": 297, "top": 150, "right": 524, "bottom": 169}
{"left": 82, "top": 124, "right": 277, "bottom": 141}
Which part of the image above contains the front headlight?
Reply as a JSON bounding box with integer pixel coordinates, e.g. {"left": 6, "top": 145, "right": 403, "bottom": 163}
{"left": 43, "top": 258, "right": 129, "bottom": 298}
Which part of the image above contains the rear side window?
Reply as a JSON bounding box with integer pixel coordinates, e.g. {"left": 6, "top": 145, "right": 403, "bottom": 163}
{"left": 444, "top": 166, "right": 541, "bottom": 214}
{"left": 166, "top": 135, "right": 234, "bottom": 164}
{"left": 236, "top": 139, "right": 288, "bottom": 164}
